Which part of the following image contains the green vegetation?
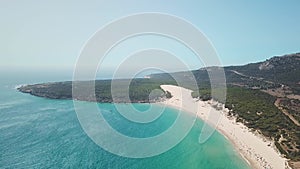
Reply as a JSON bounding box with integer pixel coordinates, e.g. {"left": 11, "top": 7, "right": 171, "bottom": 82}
{"left": 191, "top": 88, "right": 211, "bottom": 101}
{"left": 229, "top": 54, "right": 300, "bottom": 94}
{"left": 225, "top": 87, "right": 287, "bottom": 136}
{"left": 280, "top": 99, "right": 300, "bottom": 123}
{"left": 165, "top": 91, "right": 172, "bottom": 98}
{"left": 192, "top": 85, "right": 300, "bottom": 160}
{"left": 18, "top": 78, "right": 177, "bottom": 103}
{"left": 18, "top": 52, "right": 300, "bottom": 161}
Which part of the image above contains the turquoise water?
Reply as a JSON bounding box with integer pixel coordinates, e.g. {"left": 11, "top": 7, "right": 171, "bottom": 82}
{"left": 0, "top": 74, "right": 251, "bottom": 169}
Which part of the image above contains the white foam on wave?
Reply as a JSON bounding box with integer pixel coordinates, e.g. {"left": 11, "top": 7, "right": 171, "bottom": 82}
{"left": 0, "top": 121, "right": 25, "bottom": 129}
{"left": 14, "top": 84, "right": 27, "bottom": 89}
{"left": 0, "top": 105, "right": 13, "bottom": 110}
{"left": 0, "top": 99, "right": 30, "bottom": 109}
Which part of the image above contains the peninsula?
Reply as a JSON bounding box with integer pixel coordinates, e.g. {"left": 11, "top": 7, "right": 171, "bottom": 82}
{"left": 18, "top": 53, "right": 300, "bottom": 168}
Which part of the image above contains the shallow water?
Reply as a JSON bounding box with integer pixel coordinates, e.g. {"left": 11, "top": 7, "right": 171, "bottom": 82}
{"left": 0, "top": 74, "right": 250, "bottom": 169}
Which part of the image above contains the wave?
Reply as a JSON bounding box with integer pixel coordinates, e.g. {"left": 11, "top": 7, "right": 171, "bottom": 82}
{"left": 14, "top": 84, "right": 27, "bottom": 89}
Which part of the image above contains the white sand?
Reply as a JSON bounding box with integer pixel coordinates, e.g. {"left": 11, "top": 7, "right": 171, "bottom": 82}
{"left": 160, "top": 85, "right": 289, "bottom": 169}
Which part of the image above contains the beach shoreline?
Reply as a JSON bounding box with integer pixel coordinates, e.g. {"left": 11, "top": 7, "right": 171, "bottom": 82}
{"left": 159, "top": 85, "right": 290, "bottom": 169}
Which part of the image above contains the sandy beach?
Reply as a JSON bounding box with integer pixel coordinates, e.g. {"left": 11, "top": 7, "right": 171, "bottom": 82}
{"left": 160, "top": 85, "right": 289, "bottom": 169}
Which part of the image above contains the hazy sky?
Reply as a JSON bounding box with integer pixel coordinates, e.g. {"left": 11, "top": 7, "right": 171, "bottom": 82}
{"left": 1, "top": 0, "right": 300, "bottom": 76}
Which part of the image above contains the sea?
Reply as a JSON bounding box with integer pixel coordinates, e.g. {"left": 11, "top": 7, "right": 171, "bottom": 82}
{"left": 0, "top": 72, "right": 250, "bottom": 169}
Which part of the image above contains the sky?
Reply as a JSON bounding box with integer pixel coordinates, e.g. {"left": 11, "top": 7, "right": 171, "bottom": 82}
{"left": 1, "top": 0, "right": 300, "bottom": 78}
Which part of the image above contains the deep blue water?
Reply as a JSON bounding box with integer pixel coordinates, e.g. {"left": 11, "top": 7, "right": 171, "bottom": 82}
{"left": 0, "top": 73, "right": 250, "bottom": 169}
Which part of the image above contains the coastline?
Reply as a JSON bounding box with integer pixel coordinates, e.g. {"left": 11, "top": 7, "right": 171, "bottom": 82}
{"left": 159, "top": 85, "right": 289, "bottom": 169}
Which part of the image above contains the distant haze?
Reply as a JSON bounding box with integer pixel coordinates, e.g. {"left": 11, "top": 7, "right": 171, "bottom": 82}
{"left": 1, "top": 0, "right": 300, "bottom": 78}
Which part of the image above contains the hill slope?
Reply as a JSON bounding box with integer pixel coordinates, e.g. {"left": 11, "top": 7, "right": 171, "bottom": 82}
{"left": 18, "top": 52, "right": 300, "bottom": 164}
{"left": 151, "top": 53, "right": 300, "bottom": 162}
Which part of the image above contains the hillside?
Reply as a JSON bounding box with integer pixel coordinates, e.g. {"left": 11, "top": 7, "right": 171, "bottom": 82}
{"left": 18, "top": 52, "right": 300, "bottom": 165}
{"left": 227, "top": 53, "right": 300, "bottom": 93}
{"left": 151, "top": 53, "right": 300, "bottom": 163}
